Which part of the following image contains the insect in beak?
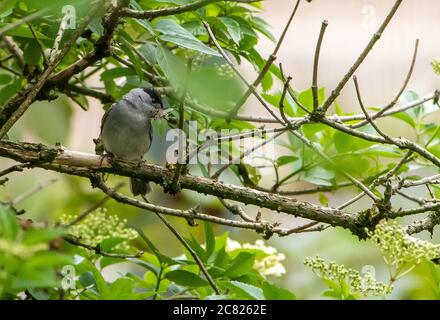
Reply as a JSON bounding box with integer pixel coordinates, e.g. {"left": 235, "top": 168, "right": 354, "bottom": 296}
{"left": 154, "top": 108, "right": 172, "bottom": 119}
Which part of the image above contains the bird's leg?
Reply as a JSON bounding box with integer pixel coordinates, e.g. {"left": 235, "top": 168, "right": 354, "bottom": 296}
{"left": 136, "top": 157, "right": 145, "bottom": 168}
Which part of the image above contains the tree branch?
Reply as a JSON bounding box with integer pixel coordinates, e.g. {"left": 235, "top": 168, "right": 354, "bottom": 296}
{"left": 0, "top": 140, "right": 360, "bottom": 235}
{"left": 118, "top": 0, "right": 260, "bottom": 19}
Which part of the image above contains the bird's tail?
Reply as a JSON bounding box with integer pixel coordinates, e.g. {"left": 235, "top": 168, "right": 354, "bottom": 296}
{"left": 130, "top": 178, "right": 151, "bottom": 196}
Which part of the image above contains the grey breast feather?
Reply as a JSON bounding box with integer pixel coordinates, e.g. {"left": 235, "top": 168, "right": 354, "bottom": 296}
{"left": 100, "top": 101, "right": 152, "bottom": 160}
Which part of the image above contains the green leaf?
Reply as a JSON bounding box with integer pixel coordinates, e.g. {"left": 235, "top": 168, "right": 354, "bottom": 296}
{"left": 80, "top": 260, "right": 109, "bottom": 297}
{"left": 99, "top": 257, "right": 125, "bottom": 269}
{"left": 322, "top": 289, "right": 342, "bottom": 299}
{"left": 204, "top": 222, "right": 215, "bottom": 259}
{"left": 186, "top": 64, "right": 244, "bottom": 110}
{"left": 155, "top": 45, "right": 186, "bottom": 91}
{"left": 249, "top": 16, "right": 276, "bottom": 42}
{"left": 100, "top": 67, "right": 136, "bottom": 81}
{"left": 370, "top": 106, "right": 416, "bottom": 128}
{"left": 89, "top": 17, "right": 104, "bottom": 37}
{"left": 0, "top": 73, "right": 12, "bottom": 85}
{"left": 304, "top": 166, "right": 335, "bottom": 187}
{"left": 334, "top": 131, "right": 373, "bottom": 153}
{"left": 79, "top": 271, "right": 95, "bottom": 287}
{"left": 261, "top": 72, "right": 273, "bottom": 92}
{"left": 362, "top": 145, "right": 401, "bottom": 158}
{"left": 0, "top": 23, "right": 51, "bottom": 39}
{"left": 154, "top": 19, "right": 220, "bottom": 56}
{"left": 224, "top": 252, "right": 255, "bottom": 278}
{"left": 128, "top": 258, "right": 161, "bottom": 277}
{"left": 400, "top": 90, "right": 423, "bottom": 118}
{"left": 165, "top": 270, "right": 209, "bottom": 288}
{"left": 391, "top": 112, "right": 417, "bottom": 128}
{"left": 186, "top": 235, "right": 207, "bottom": 262}
{"left": 298, "top": 87, "right": 325, "bottom": 110}
{"left": 319, "top": 193, "right": 329, "bottom": 206}
{"left": 0, "top": 204, "right": 19, "bottom": 240}
{"left": 119, "top": 38, "right": 143, "bottom": 80}
{"left": 134, "top": 226, "right": 178, "bottom": 266}
{"left": 0, "top": 0, "right": 16, "bottom": 17}
{"left": 220, "top": 280, "right": 264, "bottom": 300}
{"left": 24, "top": 251, "right": 72, "bottom": 269}
{"left": 218, "top": 17, "right": 242, "bottom": 44}
{"left": 138, "top": 42, "right": 157, "bottom": 65}
{"left": 23, "top": 41, "right": 42, "bottom": 65}
{"left": 17, "top": 96, "right": 72, "bottom": 144}
{"left": 22, "top": 228, "right": 64, "bottom": 245}
{"left": 100, "top": 237, "right": 126, "bottom": 252}
{"left": 276, "top": 155, "right": 298, "bottom": 166}
{"left": 108, "top": 278, "right": 136, "bottom": 299}
{"left": 262, "top": 281, "right": 296, "bottom": 300}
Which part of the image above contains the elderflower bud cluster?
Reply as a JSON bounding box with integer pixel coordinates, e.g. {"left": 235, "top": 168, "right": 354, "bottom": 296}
{"left": 431, "top": 59, "right": 440, "bottom": 75}
{"left": 216, "top": 63, "right": 235, "bottom": 78}
{"left": 369, "top": 219, "right": 440, "bottom": 268}
{"left": 59, "top": 208, "right": 137, "bottom": 251}
{"left": 226, "top": 238, "right": 286, "bottom": 277}
{"left": 0, "top": 239, "right": 47, "bottom": 259}
{"left": 304, "top": 256, "right": 393, "bottom": 297}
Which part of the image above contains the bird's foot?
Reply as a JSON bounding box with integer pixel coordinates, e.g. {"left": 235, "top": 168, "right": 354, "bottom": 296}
{"left": 99, "top": 152, "right": 114, "bottom": 167}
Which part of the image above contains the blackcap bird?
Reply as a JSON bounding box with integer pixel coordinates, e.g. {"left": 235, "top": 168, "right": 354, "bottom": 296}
{"left": 99, "top": 88, "right": 166, "bottom": 196}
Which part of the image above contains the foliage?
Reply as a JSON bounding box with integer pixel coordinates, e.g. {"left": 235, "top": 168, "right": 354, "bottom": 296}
{"left": 60, "top": 208, "right": 138, "bottom": 251}
{"left": 0, "top": 204, "right": 71, "bottom": 299}
{"left": 0, "top": 205, "right": 295, "bottom": 300}
{"left": 304, "top": 256, "right": 392, "bottom": 300}
{"left": 305, "top": 220, "right": 440, "bottom": 299}
{"left": 369, "top": 219, "right": 440, "bottom": 282}
{"left": 432, "top": 60, "right": 440, "bottom": 76}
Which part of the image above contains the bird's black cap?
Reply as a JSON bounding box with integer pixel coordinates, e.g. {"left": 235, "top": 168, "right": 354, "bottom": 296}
{"left": 143, "top": 88, "right": 163, "bottom": 108}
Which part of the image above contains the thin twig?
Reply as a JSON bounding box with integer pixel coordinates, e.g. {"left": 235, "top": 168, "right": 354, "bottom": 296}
{"left": 291, "top": 131, "right": 381, "bottom": 203}
{"left": 227, "top": 0, "right": 302, "bottom": 119}
{"left": 27, "top": 23, "right": 48, "bottom": 66}
{"left": 203, "top": 21, "right": 285, "bottom": 125}
{"left": 65, "top": 235, "right": 144, "bottom": 258}
{"left": 211, "top": 131, "right": 285, "bottom": 180}
{"left": 218, "top": 198, "right": 255, "bottom": 222}
{"left": 319, "top": 0, "right": 404, "bottom": 113}
{"left": 350, "top": 39, "right": 420, "bottom": 128}
{"left": 353, "top": 76, "right": 393, "bottom": 142}
{"left": 65, "top": 84, "right": 115, "bottom": 104}
{"left": 1, "top": 162, "right": 25, "bottom": 179}
{"left": 338, "top": 151, "right": 413, "bottom": 210}
{"left": 280, "top": 76, "right": 293, "bottom": 125}
{"left": 63, "top": 182, "right": 125, "bottom": 227}
{"left": 312, "top": 20, "right": 328, "bottom": 110}
{"left": 2, "top": 36, "right": 25, "bottom": 68}
{"left": 8, "top": 178, "right": 57, "bottom": 206}
{"left": 144, "top": 199, "right": 221, "bottom": 295}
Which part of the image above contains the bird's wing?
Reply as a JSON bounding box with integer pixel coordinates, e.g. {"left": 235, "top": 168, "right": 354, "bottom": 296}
{"left": 100, "top": 103, "right": 117, "bottom": 135}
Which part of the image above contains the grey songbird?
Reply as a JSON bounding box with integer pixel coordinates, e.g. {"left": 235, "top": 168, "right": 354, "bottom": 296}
{"left": 100, "top": 88, "right": 166, "bottom": 196}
